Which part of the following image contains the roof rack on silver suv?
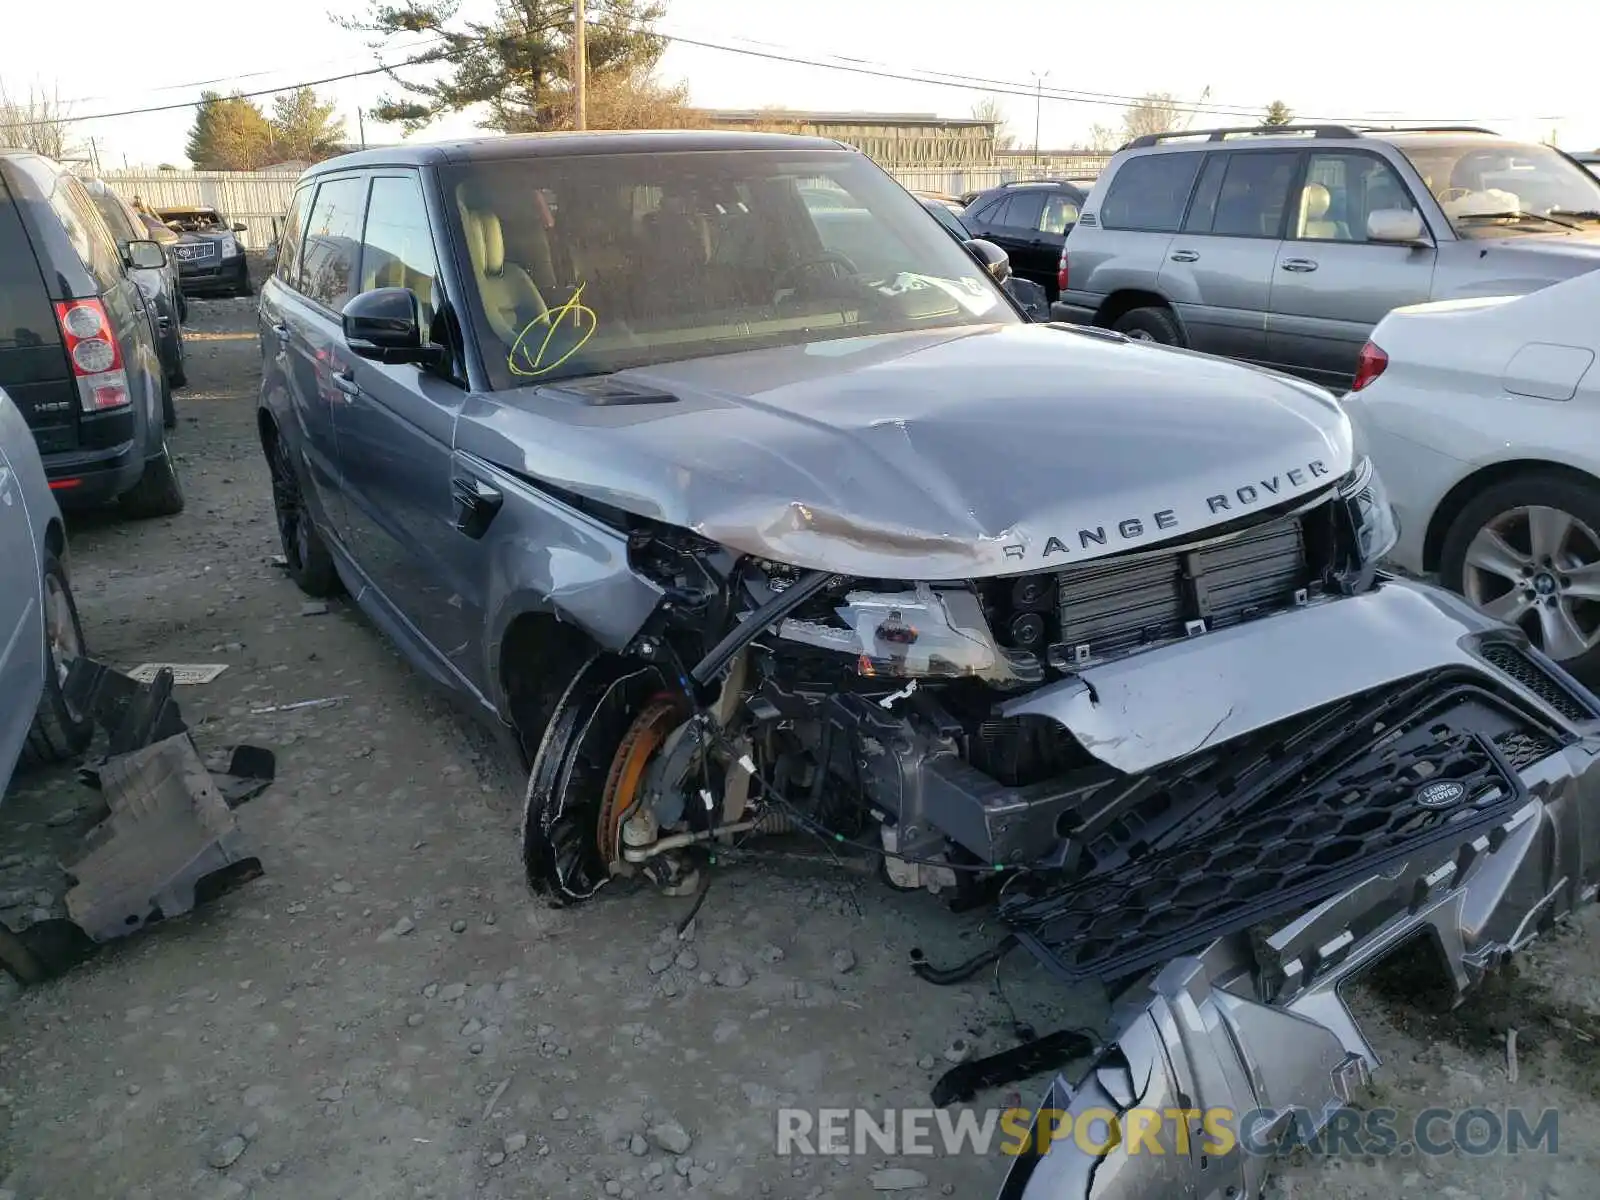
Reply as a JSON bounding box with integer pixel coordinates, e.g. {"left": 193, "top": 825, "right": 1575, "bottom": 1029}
{"left": 1122, "top": 123, "right": 1500, "bottom": 150}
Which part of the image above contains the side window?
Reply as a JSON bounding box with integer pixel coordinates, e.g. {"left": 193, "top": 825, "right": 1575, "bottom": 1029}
{"left": 297, "top": 175, "right": 368, "bottom": 313}
{"left": 359, "top": 174, "right": 440, "bottom": 325}
{"left": 1001, "top": 190, "right": 1045, "bottom": 230}
{"left": 971, "top": 196, "right": 1007, "bottom": 226}
{"left": 1208, "top": 151, "right": 1300, "bottom": 238}
{"left": 1297, "top": 152, "right": 1420, "bottom": 243}
{"left": 1183, "top": 154, "right": 1228, "bottom": 233}
{"left": 1099, "top": 154, "right": 1203, "bottom": 232}
{"left": 275, "top": 185, "right": 311, "bottom": 286}
{"left": 49, "top": 175, "right": 123, "bottom": 292}
{"left": 1038, "top": 192, "right": 1079, "bottom": 234}
{"left": 0, "top": 178, "right": 57, "bottom": 352}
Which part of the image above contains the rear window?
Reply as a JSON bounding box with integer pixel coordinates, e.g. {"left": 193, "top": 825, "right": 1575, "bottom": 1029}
{"left": 0, "top": 181, "right": 56, "bottom": 354}
{"left": 1099, "top": 153, "right": 1203, "bottom": 232}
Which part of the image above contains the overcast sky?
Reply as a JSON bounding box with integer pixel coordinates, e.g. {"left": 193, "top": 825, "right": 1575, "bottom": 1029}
{"left": 3, "top": 0, "right": 1596, "bottom": 168}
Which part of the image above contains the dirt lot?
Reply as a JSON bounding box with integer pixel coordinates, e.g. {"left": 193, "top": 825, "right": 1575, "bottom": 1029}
{"left": 1, "top": 283, "right": 1598, "bottom": 1200}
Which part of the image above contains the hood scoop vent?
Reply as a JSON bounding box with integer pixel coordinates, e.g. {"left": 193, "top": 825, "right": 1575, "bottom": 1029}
{"left": 537, "top": 378, "right": 680, "bottom": 407}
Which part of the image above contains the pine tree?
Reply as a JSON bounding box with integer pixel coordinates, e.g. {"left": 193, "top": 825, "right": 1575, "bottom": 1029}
{"left": 185, "top": 92, "right": 275, "bottom": 169}
{"left": 1262, "top": 100, "right": 1294, "bottom": 127}
{"left": 269, "top": 88, "right": 347, "bottom": 162}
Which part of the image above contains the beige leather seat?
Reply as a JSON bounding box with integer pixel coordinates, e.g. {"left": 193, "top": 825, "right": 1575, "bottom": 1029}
{"left": 462, "top": 206, "right": 546, "bottom": 343}
{"left": 1299, "top": 183, "right": 1350, "bottom": 241}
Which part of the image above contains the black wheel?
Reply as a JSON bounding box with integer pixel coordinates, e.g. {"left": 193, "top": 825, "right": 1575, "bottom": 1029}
{"left": 169, "top": 323, "right": 187, "bottom": 392}
{"left": 19, "top": 552, "right": 93, "bottom": 769}
{"left": 160, "top": 374, "right": 177, "bottom": 429}
{"left": 178, "top": 292, "right": 188, "bottom": 323}
{"left": 520, "top": 657, "right": 677, "bottom": 905}
{"left": 1111, "top": 305, "right": 1184, "bottom": 346}
{"left": 235, "top": 266, "right": 254, "bottom": 297}
{"left": 1441, "top": 472, "right": 1600, "bottom": 680}
{"left": 119, "top": 439, "right": 185, "bottom": 519}
{"left": 267, "top": 429, "right": 340, "bottom": 597}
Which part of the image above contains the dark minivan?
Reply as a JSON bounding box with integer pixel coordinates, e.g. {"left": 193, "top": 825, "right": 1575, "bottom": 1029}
{"left": 0, "top": 151, "right": 184, "bottom": 517}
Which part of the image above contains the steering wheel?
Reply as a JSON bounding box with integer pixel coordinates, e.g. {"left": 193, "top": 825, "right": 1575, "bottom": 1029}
{"left": 773, "top": 251, "right": 859, "bottom": 296}
{"left": 1435, "top": 186, "right": 1473, "bottom": 204}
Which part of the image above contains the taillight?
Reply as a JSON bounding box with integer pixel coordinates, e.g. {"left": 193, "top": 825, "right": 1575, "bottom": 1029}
{"left": 1350, "top": 341, "right": 1389, "bottom": 392}
{"left": 1057, "top": 248, "right": 1069, "bottom": 294}
{"left": 54, "top": 299, "right": 130, "bottom": 412}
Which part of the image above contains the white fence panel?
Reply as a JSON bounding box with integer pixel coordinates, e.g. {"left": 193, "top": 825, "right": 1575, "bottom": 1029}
{"left": 100, "top": 170, "right": 301, "bottom": 248}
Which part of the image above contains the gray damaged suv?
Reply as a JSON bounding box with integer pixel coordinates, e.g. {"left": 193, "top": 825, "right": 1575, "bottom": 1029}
{"left": 259, "top": 130, "right": 1600, "bottom": 1200}
{"left": 1054, "top": 125, "right": 1600, "bottom": 388}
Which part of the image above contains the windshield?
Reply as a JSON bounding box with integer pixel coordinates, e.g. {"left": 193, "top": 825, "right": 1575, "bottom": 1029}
{"left": 1395, "top": 139, "right": 1600, "bottom": 235}
{"left": 159, "top": 208, "right": 229, "bottom": 232}
{"left": 444, "top": 150, "right": 1015, "bottom": 390}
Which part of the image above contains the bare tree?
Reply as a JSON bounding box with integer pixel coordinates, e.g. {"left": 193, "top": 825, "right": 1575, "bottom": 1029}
{"left": 971, "top": 97, "right": 1016, "bottom": 151}
{"left": 1086, "top": 122, "right": 1120, "bottom": 153}
{"left": 0, "top": 83, "right": 79, "bottom": 160}
{"left": 1120, "top": 92, "right": 1182, "bottom": 143}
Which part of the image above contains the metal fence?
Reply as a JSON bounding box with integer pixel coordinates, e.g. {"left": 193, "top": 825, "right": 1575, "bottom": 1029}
{"left": 98, "top": 159, "right": 1109, "bottom": 244}
{"left": 100, "top": 170, "right": 301, "bottom": 248}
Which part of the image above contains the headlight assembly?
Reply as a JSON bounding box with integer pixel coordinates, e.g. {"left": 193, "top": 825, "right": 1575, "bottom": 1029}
{"left": 777, "top": 581, "right": 1042, "bottom": 684}
{"left": 1339, "top": 455, "right": 1400, "bottom": 564}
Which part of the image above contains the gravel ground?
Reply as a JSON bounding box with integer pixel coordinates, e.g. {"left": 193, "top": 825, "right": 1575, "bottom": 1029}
{"left": 2, "top": 281, "right": 1599, "bottom": 1200}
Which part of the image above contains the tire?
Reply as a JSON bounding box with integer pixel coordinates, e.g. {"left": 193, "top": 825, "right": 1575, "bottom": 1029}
{"left": 235, "top": 266, "right": 254, "bottom": 297}
{"left": 1440, "top": 471, "right": 1600, "bottom": 680}
{"left": 160, "top": 374, "right": 178, "bottom": 429}
{"left": 1112, "top": 305, "right": 1184, "bottom": 346}
{"left": 169, "top": 324, "right": 188, "bottom": 392}
{"left": 19, "top": 552, "right": 94, "bottom": 769}
{"left": 119, "top": 440, "right": 186, "bottom": 519}
{"left": 267, "top": 429, "right": 341, "bottom": 597}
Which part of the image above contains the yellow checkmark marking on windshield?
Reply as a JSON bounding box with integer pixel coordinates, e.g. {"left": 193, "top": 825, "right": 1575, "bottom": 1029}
{"left": 507, "top": 283, "right": 598, "bottom": 378}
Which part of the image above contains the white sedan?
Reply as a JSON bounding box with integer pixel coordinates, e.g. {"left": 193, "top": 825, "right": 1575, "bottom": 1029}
{"left": 1343, "top": 269, "right": 1600, "bottom": 676}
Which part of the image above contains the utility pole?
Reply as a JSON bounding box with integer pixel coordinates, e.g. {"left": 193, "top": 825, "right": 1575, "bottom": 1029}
{"left": 1031, "top": 72, "right": 1049, "bottom": 166}
{"left": 357, "top": 106, "right": 367, "bottom": 149}
{"left": 572, "top": 0, "right": 588, "bottom": 131}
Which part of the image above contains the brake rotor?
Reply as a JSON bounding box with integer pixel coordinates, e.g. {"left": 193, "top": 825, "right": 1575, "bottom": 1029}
{"left": 597, "top": 695, "right": 690, "bottom": 874}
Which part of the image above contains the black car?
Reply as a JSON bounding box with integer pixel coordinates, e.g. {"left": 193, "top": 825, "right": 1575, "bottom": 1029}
{"left": 155, "top": 205, "right": 253, "bottom": 297}
{"left": 0, "top": 151, "right": 185, "bottom": 516}
{"left": 960, "top": 179, "right": 1087, "bottom": 300}
{"left": 83, "top": 179, "right": 188, "bottom": 406}
{"left": 916, "top": 194, "right": 1050, "bottom": 320}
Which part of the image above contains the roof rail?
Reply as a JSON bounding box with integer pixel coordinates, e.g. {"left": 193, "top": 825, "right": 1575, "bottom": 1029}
{"left": 1352, "top": 124, "right": 1500, "bottom": 136}
{"left": 1122, "top": 124, "right": 1360, "bottom": 149}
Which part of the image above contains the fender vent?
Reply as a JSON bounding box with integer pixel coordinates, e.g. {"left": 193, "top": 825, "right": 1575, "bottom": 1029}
{"left": 1479, "top": 641, "right": 1596, "bottom": 723}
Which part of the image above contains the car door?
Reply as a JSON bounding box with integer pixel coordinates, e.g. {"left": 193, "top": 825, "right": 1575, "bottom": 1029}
{"left": 981, "top": 190, "right": 1051, "bottom": 287}
{"left": 332, "top": 171, "right": 486, "bottom": 695}
{"left": 0, "top": 417, "right": 43, "bottom": 776}
{"left": 1266, "top": 150, "right": 1439, "bottom": 386}
{"left": 276, "top": 172, "right": 369, "bottom": 545}
{"left": 1157, "top": 149, "right": 1300, "bottom": 364}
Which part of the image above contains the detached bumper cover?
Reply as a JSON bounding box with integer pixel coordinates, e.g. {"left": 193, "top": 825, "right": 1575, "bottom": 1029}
{"left": 998, "top": 618, "right": 1600, "bottom": 1198}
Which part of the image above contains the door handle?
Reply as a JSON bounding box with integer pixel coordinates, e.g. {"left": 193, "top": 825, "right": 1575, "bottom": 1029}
{"left": 1280, "top": 258, "right": 1319, "bottom": 273}
{"left": 1169, "top": 249, "right": 1200, "bottom": 263}
{"left": 452, "top": 474, "right": 504, "bottom": 539}
{"left": 331, "top": 369, "right": 360, "bottom": 397}
{"left": 271, "top": 322, "right": 290, "bottom": 343}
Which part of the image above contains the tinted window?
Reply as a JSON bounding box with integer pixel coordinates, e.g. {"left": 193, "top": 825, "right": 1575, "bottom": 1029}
{"left": 298, "top": 175, "right": 368, "bottom": 313}
{"left": 1100, "top": 153, "right": 1203, "bottom": 232}
{"left": 1209, "top": 151, "right": 1300, "bottom": 237}
{"left": 275, "top": 184, "right": 311, "bottom": 286}
{"left": 970, "top": 196, "right": 1006, "bottom": 225}
{"left": 0, "top": 183, "right": 55, "bottom": 352}
{"left": 49, "top": 174, "right": 123, "bottom": 292}
{"left": 1002, "top": 190, "right": 1046, "bottom": 230}
{"left": 359, "top": 174, "right": 440, "bottom": 324}
{"left": 87, "top": 189, "right": 137, "bottom": 242}
{"left": 1183, "top": 154, "right": 1228, "bottom": 233}
{"left": 1297, "top": 152, "right": 1419, "bottom": 243}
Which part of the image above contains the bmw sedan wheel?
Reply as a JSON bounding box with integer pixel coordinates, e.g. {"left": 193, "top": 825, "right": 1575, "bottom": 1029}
{"left": 1442, "top": 473, "right": 1600, "bottom": 677}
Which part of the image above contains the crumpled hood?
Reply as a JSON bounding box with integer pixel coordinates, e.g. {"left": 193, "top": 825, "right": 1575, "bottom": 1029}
{"left": 458, "top": 324, "right": 1353, "bottom": 578}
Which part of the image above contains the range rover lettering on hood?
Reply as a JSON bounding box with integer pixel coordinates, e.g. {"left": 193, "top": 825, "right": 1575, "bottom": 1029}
{"left": 1029, "top": 458, "right": 1334, "bottom": 560}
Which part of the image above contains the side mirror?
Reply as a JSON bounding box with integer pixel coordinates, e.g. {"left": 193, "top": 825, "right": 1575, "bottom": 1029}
{"left": 964, "top": 237, "right": 1011, "bottom": 282}
{"left": 125, "top": 239, "right": 167, "bottom": 270}
{"left": 232, "top": 222, "right": 248, "bottom": 233}
{"left": 343, "top": 287, "right": 434, "bottom": 365}
{"left": 1367, "top": 209, "right": 1428, "bottom": 244}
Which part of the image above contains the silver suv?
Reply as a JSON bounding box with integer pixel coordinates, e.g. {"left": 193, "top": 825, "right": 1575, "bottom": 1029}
{"left": 1052, "top": 125, "right": 1600, "bottom": 388}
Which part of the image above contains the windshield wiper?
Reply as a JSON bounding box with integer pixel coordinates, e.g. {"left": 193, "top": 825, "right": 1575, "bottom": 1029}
{"left": 1454, "top": 210, "right": 1581, "bottom": 230}
{"left": 1548, "top": 209, "right": 1600, "bottom": 222}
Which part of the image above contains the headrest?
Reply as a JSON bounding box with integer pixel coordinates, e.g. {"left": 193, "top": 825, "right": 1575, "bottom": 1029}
{"left": 1302, "top": 183, "right": 1332, "bottom": 220}
{"left": 479, "top": 211, "right": 505, "bottom": 276}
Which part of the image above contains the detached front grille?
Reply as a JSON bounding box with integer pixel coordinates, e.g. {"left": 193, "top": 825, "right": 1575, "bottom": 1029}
{"left": 1052, "top": 515, "right": 1309, "bottom": 666}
